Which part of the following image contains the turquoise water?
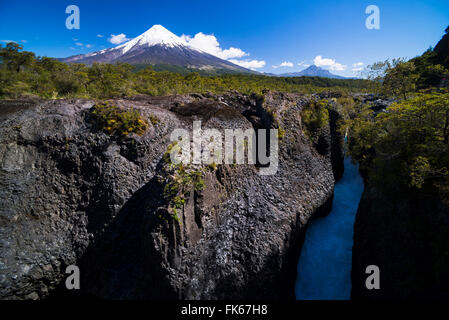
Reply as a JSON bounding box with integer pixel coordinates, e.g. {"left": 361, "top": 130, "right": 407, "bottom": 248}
{"left": 295, "top": 157, "right": 364, "bottom": 300}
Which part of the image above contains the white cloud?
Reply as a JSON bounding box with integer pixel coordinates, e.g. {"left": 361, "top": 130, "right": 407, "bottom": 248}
{"left": 86, "top": 44, "right": 93, "bottom": 48}
{"left": 181, "top": 31, "right": 265, "bottom": 70}
{"left": 220, "top": 47, "right": 248, "bottom": 59}
{"left": 313, "top": 56, "right": 334, "bottom": 67}
{"left": 97, "top": 34, "right": 104, "bottom": 38}
{"left": 75, "top": 42, "right": 83, "bottom": 46}
{"left": 280, "top": 61, "right": 294, "bottom": 67}
{"left": 181, "top": 32, "right": 248, "bottom": 59}
{"left": 272, "top": 61, "right": 294, "bottom": 68}
{"left": 108, "top": 33, "right": 129, "bottom": 45}
{"left": 21, "top": 40, "right": 27, "bottom": 43}
{"left": 353, "top": 62, "right": 363, "bottom": 67}
{"left": 1, "top": 40, "right": 16, "bottom": 43}
{"left": 229, "top": 59, "right": 266, "bottom": 70}
{"left": 313, "top": 55, "right": 347, "bottom": 71}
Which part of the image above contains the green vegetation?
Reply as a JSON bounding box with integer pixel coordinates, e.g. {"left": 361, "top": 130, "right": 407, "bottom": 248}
{"left": 0, "top": 42, "right": 372, "bottom": 100}
{"left": 208, "top": 162, "right": 217, "bottom": 171}
{"left": 90, "top": 102, "right": 148, "bottom": 136}
{"left": 345, "top": 93, "right": 449, "bottom": 203}
{"left": 149, "top": 114, "right": 160, "bottom": 126}
{"left": 301, "top": 99, "right": 330, "bottom": 143}
{"left": 161, "top": 146, "right": 206, "bottom": 223}
{"left": 277, "top": 126, "right": 286, "bottom": 140}
{"left": 338, "top": 27, "right": 449, "bottom": 204}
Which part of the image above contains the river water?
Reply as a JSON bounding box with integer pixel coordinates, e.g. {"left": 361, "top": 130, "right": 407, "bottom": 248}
{"left": 295, "top": 157, "right": 364, "bottom": 300}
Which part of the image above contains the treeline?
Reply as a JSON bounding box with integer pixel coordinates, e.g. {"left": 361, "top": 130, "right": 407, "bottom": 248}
{"left": 343, "top": 93, "right": 449, "bottom": 203}
{"left": 0, "top": 42, "right": 371, "bottom": 99}
{"left": 342, "top": 26, "right": 449, "bottom": 203}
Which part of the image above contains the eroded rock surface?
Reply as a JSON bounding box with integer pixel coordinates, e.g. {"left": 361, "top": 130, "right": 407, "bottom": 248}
{"left": 0, "top": 92, "right": 341, "bottom": 299}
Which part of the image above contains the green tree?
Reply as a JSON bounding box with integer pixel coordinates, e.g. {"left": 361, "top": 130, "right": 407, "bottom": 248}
{"left": 346, "top": 93, "right": 449, "bottom": 202}
{"left": 418, "top": 64, "right": 448, "bottom": 88}
{"left": 0, "top": 42, "right": 35, "bottom": 73}
{"left": 383, "top": 59, "right": 418, "bottom": 99}
{"left": 365, "top": 59, "right": 419, "bottom": 99}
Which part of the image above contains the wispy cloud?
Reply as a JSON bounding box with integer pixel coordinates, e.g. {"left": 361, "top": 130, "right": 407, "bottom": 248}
{"left": 75, "top": 42, "right": 83, "bottom": 46}
{"left": 352, "top": 62, "right": 364, "bottom": 72}
{"left": 86, "top": 44, "right": 94, "bottom": 48}
{"left": 96, "top": 34, "right": 104, "bottom": 38}
{"left": 298, "top": 60, "right": 311, "bottom": 68}
{"left": 108, "top": 33, "right": 129, "bottom": 44}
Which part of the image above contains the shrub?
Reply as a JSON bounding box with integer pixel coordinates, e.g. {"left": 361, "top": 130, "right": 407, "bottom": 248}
{"left": 161, "top": 146, "right": 206, "bottom": 223}
{"left": 301, "top": 99, "right": 329, "bottom": 142}
{"left": 90, "top": 102, "right": 148, "bottom": 136}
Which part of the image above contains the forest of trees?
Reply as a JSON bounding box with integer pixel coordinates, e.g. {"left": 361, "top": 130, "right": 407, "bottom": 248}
{"left": 343, "top": 93, "right": 449, "bottom": 203}
{"left": 342, "top": 26, "right": 449, "bottom": 203}
{"left": 0, "top": 42, "right": 372, "bottom": 99}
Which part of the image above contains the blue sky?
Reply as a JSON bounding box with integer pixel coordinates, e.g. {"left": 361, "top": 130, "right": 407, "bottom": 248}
{"left": 1, "top": 0, "right": 448, "bottom": 76}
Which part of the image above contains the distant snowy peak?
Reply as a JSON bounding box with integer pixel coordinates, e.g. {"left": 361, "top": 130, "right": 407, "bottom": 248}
{"left": 279, "top": 65, "right": 347, "bottom": 79}
{"left": 116, "top": 25, "right": 192, "bottom": 54}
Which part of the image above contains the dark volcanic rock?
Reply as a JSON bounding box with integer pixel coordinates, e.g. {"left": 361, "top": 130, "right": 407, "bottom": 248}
{"left": 328, "top": 107, "right": 344, "bottom": 181}
{"left": 352, "top": 185, "right": 449, "bottom": 300}
{"left": 0, "top": 92, "right": 340, "bottom": 300}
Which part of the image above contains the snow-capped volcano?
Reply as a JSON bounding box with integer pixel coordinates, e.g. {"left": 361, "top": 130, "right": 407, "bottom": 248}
{"left": 60, "top": 25, "right": 253, "bottom": 73}
{"left": 116, "top": 25, "right": 190, "bottom": 54}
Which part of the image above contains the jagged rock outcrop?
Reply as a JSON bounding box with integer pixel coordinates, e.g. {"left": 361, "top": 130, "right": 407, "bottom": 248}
{"left": 352, "top": 185, "right": 449, "bottom": 300}
{"left": 0, "top": 92, "right": 342, "bottom": 300}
